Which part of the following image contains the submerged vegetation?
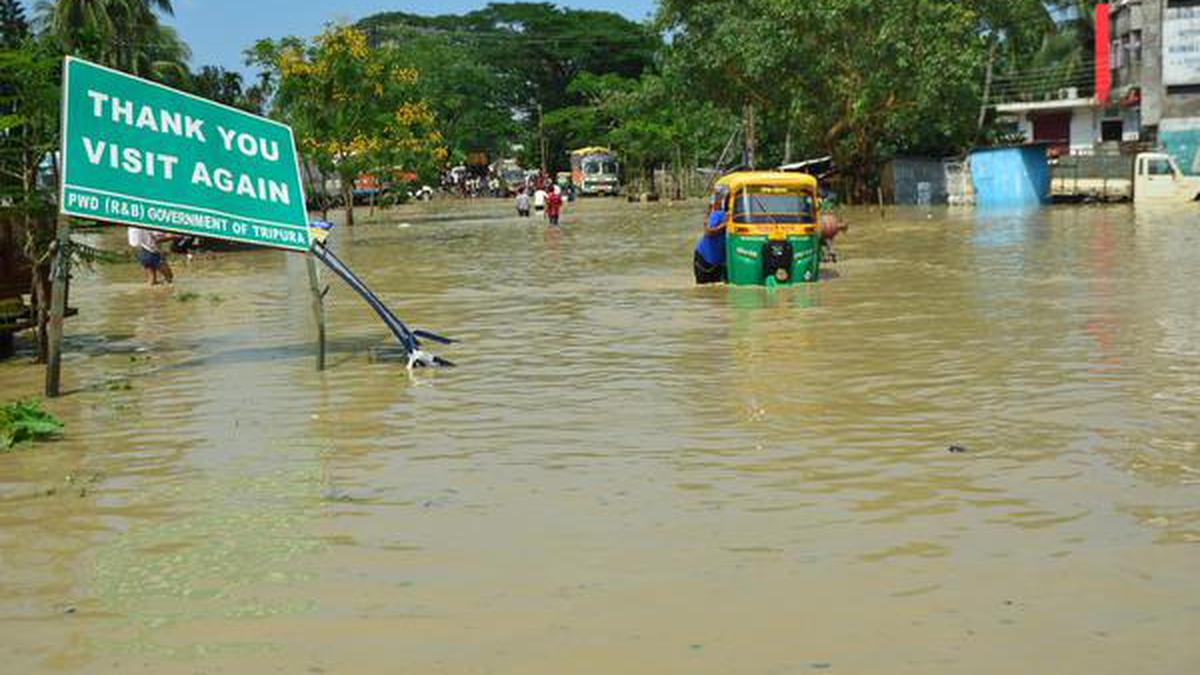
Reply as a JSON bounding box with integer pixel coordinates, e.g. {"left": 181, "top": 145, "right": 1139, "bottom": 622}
{"left": 0, "top": 398, "right": 64, "bottom": 449}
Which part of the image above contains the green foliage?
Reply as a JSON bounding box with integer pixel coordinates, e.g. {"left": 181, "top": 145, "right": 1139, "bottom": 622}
{"left": 656, "top": 0, "right": 1079, "bottom": 199}
{"left": 188, "top": 65, "right": 263, "bottom": 114}
{"left": 555, "top": 68, "right": 734, "bottom": 184}
{"left": 0, "top": 35, "right": 63, "bottom": 264}
{"left": 373, "top": 28, "right": 518, "bottom": 160}
{"left": 0, "top": 0, "right": 29, "bottom": 47}
{"left": 0, "top": 399, "right": 63, "bottom": 449}
{"left": 35, "top": 0, "right": 189, "bottom": 82}
{"left": 249, "top": 26, "right": 446, "bottom": 224}
{"left": 356, "top": 3, "right": 657, "bottom": 171}
{"left": 990, "top": 1, "right": 1101, "bottom": 105}
{"left": 788, "top": 0, "right": 988, "bottom": 184}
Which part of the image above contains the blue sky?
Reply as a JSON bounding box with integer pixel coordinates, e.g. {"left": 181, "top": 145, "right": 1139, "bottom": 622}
{"left": 19, "top": 1, "right": 658, "bottom": 76}
{"left": 170, "top": 1, "right": 657, "bottom": 77}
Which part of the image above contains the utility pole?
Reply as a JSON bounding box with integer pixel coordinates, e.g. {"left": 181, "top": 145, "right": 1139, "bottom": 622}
{"left": 978, "top": 40, "right": 998, "bottom": 132}
{"left": 743, "top": 103, "right": 757, "bottom": 170}
{"left": 538, "top": 103, "right": 548, "bottom": 175}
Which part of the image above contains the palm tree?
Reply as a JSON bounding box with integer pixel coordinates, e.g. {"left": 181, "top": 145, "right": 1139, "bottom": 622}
{"left": 0, "top": 0, "right": 30, "bottom": 47}
{"left": 130, "top": 21, "right": 190, "bottom": 82}
{"left": 35, "top": 0, "right": 184, "bottom": 79}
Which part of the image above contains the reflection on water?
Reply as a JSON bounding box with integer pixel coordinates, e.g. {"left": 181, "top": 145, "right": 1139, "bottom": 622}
{"left": 0, "top": 201, "right": 1197, "bottom": 674}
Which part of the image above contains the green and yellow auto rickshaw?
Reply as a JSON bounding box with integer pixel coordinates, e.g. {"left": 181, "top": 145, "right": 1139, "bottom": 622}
{"left": 714, "top": 172, "right": 823, "bottom": 286}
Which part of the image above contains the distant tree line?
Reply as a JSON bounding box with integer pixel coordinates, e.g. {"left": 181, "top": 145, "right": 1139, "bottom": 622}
{"left": 1, "top": 0, "right": 1105, "bottom": 284}
{"left": 346, "top": 1, "right": 1103, "bottom": 200}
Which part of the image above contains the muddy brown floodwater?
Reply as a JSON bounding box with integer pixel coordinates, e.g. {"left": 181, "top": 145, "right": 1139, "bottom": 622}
{"left": 1, "top": 200, "right": 1198, "bottom": 674}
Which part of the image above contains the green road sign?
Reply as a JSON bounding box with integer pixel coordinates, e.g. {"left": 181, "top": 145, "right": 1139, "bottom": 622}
{"left": 59, "top": 57, "right": 311, "bottom": 252}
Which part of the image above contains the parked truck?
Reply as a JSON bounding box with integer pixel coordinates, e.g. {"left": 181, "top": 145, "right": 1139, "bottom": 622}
{"left": 569, "top": 147, "right": 620, "bottom": 196}
{"left": 1051, "top": 152, "right": 1200, "bottom": 203}
{"left": 1133, "top": 152, "right": 1200, "bottom": 203}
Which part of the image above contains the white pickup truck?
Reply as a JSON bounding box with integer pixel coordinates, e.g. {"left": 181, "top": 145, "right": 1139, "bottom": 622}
{"left": 1132, "top": 152, "right": 1200, "bottom": 203}
{"left": 1050, "top": 152, "right": 1200, "bottom": 203}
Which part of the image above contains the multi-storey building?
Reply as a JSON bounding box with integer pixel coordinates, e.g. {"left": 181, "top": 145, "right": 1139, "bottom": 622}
{"left": 1109, "top": 0, "right": 1200, "bottom": 171}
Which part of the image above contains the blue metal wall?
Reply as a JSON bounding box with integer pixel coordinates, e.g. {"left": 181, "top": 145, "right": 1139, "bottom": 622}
{"left": 968, "top": 146, "right": 1051, "bottom": 207}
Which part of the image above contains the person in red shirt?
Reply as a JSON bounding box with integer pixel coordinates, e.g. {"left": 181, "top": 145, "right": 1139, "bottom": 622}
{"left": 545, "top": 186, "right": 564, "bottom": 226}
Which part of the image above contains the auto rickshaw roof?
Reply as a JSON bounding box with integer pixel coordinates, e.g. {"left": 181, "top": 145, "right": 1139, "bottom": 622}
{"left": 715, "top": 171, "right": 818, "bottom": 192}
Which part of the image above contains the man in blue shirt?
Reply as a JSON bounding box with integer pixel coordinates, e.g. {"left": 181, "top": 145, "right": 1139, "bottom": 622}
{"left": 694, "top": 186, "right": 729, "bottom": 284}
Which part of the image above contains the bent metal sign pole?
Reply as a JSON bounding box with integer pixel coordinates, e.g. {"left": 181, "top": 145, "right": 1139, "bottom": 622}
{"left": 59, "top": 56, "right": 311, "bottom": 250}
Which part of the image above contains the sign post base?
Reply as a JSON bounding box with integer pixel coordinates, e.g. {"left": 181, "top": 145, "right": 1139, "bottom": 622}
{"left": 44, "top": 217, "right": 71, "bottom": 398}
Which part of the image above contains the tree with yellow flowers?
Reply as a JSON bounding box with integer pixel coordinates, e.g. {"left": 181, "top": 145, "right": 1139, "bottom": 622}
{"left": 249, "top": 26, "right": 446, "bottom": 225}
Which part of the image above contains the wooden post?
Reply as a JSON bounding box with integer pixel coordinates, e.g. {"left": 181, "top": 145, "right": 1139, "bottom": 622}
{"left": 306, "top": 254, "right": 326, "bottom": 371}
{"left": 44, "top": 217, "right": 70, "bottom": 397}
{"left": 538, "top": 103, "right": 547, "bottom": 175}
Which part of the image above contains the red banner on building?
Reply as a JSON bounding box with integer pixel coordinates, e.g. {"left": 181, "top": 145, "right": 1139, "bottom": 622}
{"left": 1095, "top": 3, "right": 1111, "bottom": 104}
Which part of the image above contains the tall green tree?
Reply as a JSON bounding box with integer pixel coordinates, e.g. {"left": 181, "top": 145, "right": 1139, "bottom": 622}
{"left": 659, "top": 0, "right": 1073, "bottom": 199}
{"left": 370, "top": 27, "right": 517, "bottom": 163}
{"left": 189, "top": 65, "right": 264, "bottom": 114}
{"left": 357, "top": 3, "right": 658, "bottom": 170}
{"left": 0, "top": 36, "right": 65, "bottom": 361}
{"left": 656, "top": 0, "right": 799, "bottom": 168}
{"left": 789, "top": 0, "right": 987, "bottom": 197}
{"left": 252, "top": 26, "right": 447, "bottom": 225}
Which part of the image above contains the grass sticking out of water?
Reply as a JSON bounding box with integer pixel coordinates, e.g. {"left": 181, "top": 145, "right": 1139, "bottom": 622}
{"left": 174, "top": 291, "right": 201, "bottom": 303}
{"left": 104, "top": 378, "right": 133, "bottom": 391}
{"left": 0, "top": 399, "right": 64, "bottom": 450}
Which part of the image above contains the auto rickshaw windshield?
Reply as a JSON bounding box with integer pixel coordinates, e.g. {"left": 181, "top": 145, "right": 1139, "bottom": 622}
{"left": 732, "top": 187, "right": 817, "bottom": 224}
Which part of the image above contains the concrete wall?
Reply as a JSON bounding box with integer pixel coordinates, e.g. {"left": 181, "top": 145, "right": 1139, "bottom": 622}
{"left": 1144, "top": 0, "right": 1165, "bottom": 126}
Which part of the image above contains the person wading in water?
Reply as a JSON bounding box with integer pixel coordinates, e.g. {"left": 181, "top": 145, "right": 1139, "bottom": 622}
{"left": 128, "top": 227, "right": 175, "bottom": 286}
{"left": 693, "top": 186, "right": 729, "bottom": 284}
{"left": 546, "top": 185, "right": 564, "bottom": 226}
